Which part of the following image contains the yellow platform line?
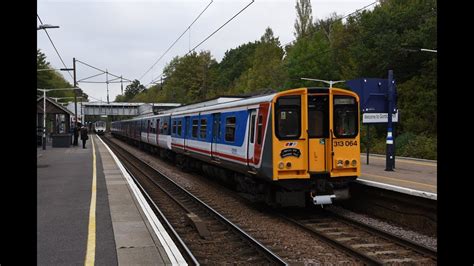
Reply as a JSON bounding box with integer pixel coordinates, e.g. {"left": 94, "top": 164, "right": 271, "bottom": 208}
{"left": 361, "top": 155, "right": 437, "bottom": 167}
{"left": 362, "top": 172, "right": 436, "bottom": 189}
{"left": 85, "top": 137, "right": 97, "bottom": 266}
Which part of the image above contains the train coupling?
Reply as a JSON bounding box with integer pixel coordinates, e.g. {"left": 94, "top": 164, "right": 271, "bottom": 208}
{"left": 312, "top": 194, "right": 336, "bottom": 206}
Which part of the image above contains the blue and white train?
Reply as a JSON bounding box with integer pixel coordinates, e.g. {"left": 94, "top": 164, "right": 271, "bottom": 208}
{"left": 111, "top": 87, "right": 361, "bottom": 207}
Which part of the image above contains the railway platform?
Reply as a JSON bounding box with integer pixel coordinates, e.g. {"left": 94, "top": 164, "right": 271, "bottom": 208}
{"left": 359, "top": 153, "right": 437, "bottom": 199}
{"left": 37, "top": 134, "right": 184, "bottom": 265}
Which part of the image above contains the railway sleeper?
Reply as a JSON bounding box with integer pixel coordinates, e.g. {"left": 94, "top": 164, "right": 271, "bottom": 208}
{"left": 186, "top": 213, "right": 211, "bottom": 239}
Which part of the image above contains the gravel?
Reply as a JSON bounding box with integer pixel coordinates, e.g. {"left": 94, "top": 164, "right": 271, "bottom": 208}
{"left": 107, "top": 136, "right": 362, "bottom": 265}
{"left": 327, "top": 205, "right": 437, "bottom": 250}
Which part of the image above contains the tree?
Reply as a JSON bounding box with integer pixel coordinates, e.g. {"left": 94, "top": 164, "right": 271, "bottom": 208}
{"left": 294, "top": 0, "right": 314, "bottom": 40}
{"left": 234, "top": 27, "right": 287, "bottom": 94}
{"left": 37, "top": 49, "right": 83, "bottom": 101}
{"left": 155, "top": 51, "right": 218, "bottom": 103}
{"left": 124, "top": 79, "right": 146, "bottom": 101}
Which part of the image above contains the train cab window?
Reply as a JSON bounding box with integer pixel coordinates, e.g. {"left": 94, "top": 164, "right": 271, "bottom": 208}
{"left": 192, "top": 119, "right": 199, "bottom": 138}
{"left": 308, "top": 95, "right": 329, "bottom": 138}
{"left": 225, "top": 116, "right": 236, "bottom": 142}
{"left": 177, "top": 120, "right": 182, "bottom": 137}
{"left": 275, "top": 96, "right": 301, "bottom": 140}
{"left": 200, "top": 119, "right": 207, "bottom": 139}
{"left": 257, "top": 115, "right": 263, "bottom": 144}
{"left": 333, "top": 96, "right": 358, "bottom": 138}
{"left": 250, "top": 114, "right": 256, "bottom": 144}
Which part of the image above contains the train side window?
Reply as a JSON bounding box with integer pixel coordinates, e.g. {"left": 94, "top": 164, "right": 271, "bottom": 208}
{"left": 225, "top": 116, "right": 236, "bottom": 142}
{"left": 192, "top": 119, "right": 198, "bottom": 138}
{"left": 200, "top": 118, "right": 207, "bottom": 139}
{"left": 257, "top": 115, "right": 263, "bottom": 144}
{"left": 177, "top": 120, "right": 182, "bottom": 137}
{"left": 275, "top": 95, "right": 301, "bottom": 140}
{"left": 250, "top": 114, "right": 256, "bottom": 144}
{"left": 172, "top": 120, "right": 177, "bottom": 135}
{"left": 157, "top": 119, "right": 160, "bottom": 133}
{"left": 163, "top": 122, "right": 168, "bottom": 135}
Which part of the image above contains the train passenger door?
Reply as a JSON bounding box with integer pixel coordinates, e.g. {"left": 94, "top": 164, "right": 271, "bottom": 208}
{"left": 247, "top": 110, "right": 257, "bottom": 166}
{"left": 211, "top": 113, "right": 221, "bottom": 160}
{"left": 308, "top": 94, "right": 329, "bottom": 173}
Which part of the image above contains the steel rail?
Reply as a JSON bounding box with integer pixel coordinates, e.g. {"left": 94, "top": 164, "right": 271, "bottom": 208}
{"left": 278, "top": 214, "right": 383, "bottom": 265}
{"left": 100, "top": 136, "right": 199, "bottom": 265}
{"left": 326, "top": 210, "right": 437, "bottom": 259}
{"left": 103, "top": 136, "right": 287, "bottom": 265}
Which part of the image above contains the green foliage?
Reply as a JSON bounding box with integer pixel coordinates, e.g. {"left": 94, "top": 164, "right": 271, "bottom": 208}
{"left": 234, "top": 27, "right": 287, "bottom": 94}
{"left": 126, "top": 0, "right": 437, "bottom": 159}
{"left": 395, "top": 133, "right": 437, "bottom": 160}
{"left": 294, "top": 0, "right": 314, "bottom": 40}
{"left": 37, "top": 49, "right": 88, "bottom": 103}
{"left": 215, "top": 41, "right": 258, "bottom": 92}
{"left": 155, "top": 51, "right": 218, "bottom": 104}
{"left": 123, "top": 79, "right": 146, "bottom": 101}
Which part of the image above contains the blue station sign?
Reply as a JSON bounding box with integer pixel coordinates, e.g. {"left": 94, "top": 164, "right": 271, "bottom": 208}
{"left": 346, "top": 78, "right": 397, "bottom": 113}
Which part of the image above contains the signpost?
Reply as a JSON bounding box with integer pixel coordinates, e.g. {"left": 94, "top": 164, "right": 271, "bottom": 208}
{"left": 347, "top": 70, "right": 398, "bottom": 170}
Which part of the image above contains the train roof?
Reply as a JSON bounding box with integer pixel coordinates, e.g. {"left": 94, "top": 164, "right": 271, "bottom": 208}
{"left": 111, "top": 87, "right": 357, "bottom": 123}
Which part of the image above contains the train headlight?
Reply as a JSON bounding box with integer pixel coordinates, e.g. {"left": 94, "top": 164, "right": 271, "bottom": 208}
{"left": 337, "top": 160, "right": 343, "bottom": 168}
{"left": 286, "top": 162, "right": 292, "bottom": 168}
{"left": 278, "top": 162, "right": 284, "bottom": 169}
{"left": 344, "top": 160, "right": 350, "bottom": 167}
{"left": 351, "top": 159, "right": 357, "bottom": 167}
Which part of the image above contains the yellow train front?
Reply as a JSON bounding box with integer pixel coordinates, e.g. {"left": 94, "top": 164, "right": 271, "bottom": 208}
{"left": 267, "top": 87, "right": 360, "bottom": 206}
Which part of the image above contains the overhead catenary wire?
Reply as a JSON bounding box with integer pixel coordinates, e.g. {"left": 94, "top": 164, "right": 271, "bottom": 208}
{"left": 147, "top": 0, "right": 255, "bottom": 87}
{"left": 37, "top": 14, "right": 74, "bottom": 82}
{"left": 75, "top": 59, "right": 133, "bottom": 83}
{"left": 138, "top": 0, "right": 214, "bottom": 83}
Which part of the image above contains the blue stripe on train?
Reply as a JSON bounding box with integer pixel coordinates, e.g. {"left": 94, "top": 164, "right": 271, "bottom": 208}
{"left": 170, "top": 110, "right": 248, "bottom": 147}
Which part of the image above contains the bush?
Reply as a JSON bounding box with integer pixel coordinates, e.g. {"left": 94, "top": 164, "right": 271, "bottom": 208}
{"left": 359, "top": 131, "right": 437, "bottom": 160}
{"left": 395, "top": 133, "right": 437, "bottom": 160}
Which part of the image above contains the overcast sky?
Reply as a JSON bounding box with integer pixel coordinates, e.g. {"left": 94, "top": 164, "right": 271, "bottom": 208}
{"left": 38, "top": 0, "right": 376, "bottom": 103}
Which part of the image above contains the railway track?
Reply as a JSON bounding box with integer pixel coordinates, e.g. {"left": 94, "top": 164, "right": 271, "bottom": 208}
{"left": 105, "top": 134, "right": 436, "bottom": 264}
{"left": 280, "top": 208, "right": 437, "bottom": 264}
{"left": 101, "top": 136, "right": 287, "bottom": 265}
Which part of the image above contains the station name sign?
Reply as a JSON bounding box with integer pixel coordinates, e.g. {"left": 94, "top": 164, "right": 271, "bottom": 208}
{"left": 363, "top": 112, "right": 399, "bottom": 124}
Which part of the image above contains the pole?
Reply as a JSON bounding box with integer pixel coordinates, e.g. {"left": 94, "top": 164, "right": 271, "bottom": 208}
{"left": 73, "top": 57, "right": 77, "bottom": 127}
{"left": 43, "top": 90, "right": 46, "bottom": 150}
{"left": 106, "top": 69, "right": 109, "bottom": 104}
{"left": 385, "top": 70, "right": 394, "bottom": 171}
{"left": 366, "top": 124, "right": 369, "bottom": 165}
{"left": 120, "top": 75, "right": 123, "bottom": 94}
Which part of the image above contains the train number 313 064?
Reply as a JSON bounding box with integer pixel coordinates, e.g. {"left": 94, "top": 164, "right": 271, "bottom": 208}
{"left": 333, "top": 140, "right": 358, "bottom": 147}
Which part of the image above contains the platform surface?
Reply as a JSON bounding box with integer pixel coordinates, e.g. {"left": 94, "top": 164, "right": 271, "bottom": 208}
{"left": 37, "top": 134, "right": 179, "bottom": 265}
{"left": 360, "top": 153, "right": 437, "bottom": 196}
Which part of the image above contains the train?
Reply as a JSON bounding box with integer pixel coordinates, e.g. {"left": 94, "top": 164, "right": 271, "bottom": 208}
{"left": 94, "top": 121, "right": 106, "bottom": 135}
{"left": 111, "top": 87, "right": 360, "bottom": 207}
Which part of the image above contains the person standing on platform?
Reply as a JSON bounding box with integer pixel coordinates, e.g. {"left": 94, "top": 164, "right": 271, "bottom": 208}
{"left": 80, "top": 124, "right": 89, "bottom": 149}
{"left": 73, "top": 123, "right": 80, "bottom": 146}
